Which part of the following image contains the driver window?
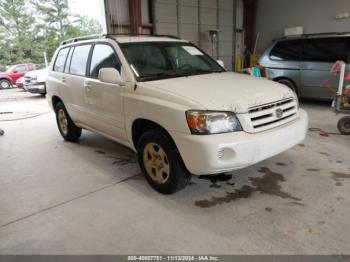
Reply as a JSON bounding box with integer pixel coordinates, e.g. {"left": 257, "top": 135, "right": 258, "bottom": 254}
{"left": 14, "top": 65, "right": 25, "bottom": 73}
{"left": 89, "top": 44, "right": 122, "bottom": 79}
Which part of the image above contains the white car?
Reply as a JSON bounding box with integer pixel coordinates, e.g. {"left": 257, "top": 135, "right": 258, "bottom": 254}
{"left": 24, "top": 67, "right": 49, "bottom": 95}
{"left": 46, "top": 35, "right": 308, "bottom": 194}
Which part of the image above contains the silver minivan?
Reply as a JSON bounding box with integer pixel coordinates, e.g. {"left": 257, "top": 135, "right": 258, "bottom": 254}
{"left": 259, "top": 34, "right": 350, "bottom": 100}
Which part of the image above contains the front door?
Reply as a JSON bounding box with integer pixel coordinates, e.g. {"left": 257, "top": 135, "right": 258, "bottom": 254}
{"left": 84, "top": 43, "right": 126, "bottom": 141}
{"left": 11, "top": 65, "right": 26, "bottom": 83}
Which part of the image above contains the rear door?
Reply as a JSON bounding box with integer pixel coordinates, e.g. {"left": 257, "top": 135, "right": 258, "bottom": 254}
{"left": 63, "top": 44, "right": 93, "bottom": 125}
{"left": 300, "top": 37, "right": 350, "bottom": 100}
{"left": 83, "top": 43, "right": 126, "bottom": 141}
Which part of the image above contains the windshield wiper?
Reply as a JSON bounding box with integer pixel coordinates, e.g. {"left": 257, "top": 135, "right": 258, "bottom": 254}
{"left": 139, "top": 69, "right": 224, "bottom": 81}
{"left": 179, "top": 69, "right": 222, "bottom": 77}
{"left": 139, "top": 73, "right": 178, "bottom": 81}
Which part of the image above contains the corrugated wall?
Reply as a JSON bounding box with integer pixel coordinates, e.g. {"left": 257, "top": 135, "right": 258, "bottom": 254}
{"left": 152, "top": 0, "right": 236, "bottom": 70}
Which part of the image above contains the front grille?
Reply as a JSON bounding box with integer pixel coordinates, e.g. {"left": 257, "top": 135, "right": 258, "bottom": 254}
{"left": 24, "top": 76, "right": 31, "bottom": 84}
{"left": 246, "top": 98, "right": 298, "bottom": 132}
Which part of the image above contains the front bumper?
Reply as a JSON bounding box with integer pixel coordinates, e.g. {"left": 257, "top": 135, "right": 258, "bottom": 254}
{"left": 24, "top": 82, "right": 46, "bottom": 94}
{"left": 171, "top": 109, "right": 308, "bottom": 175}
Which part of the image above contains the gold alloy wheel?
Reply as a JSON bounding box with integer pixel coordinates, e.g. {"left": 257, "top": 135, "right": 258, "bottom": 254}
{"left": 143, "top": 142, "right": 170, "bottom": 184}
{"left": 58, "top": 109, "right": 68, "bottom": 135}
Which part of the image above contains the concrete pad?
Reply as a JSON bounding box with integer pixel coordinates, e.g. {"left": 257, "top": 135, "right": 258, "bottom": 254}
{"left": 0, "top": 89, "right": 349, "bottom": 254}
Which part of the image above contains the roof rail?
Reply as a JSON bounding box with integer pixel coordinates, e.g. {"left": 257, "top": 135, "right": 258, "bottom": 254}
{"left": 60, "top": 33, "right": 182, "bottom": 46}
{"left": 60, "top": 34, "right": 105, "bottom": 45}
{"left": 281, "top": 31, "right": 350, "bottom": 39}
{"left": 105, "top": 33, "right": 181, "bottom": 39}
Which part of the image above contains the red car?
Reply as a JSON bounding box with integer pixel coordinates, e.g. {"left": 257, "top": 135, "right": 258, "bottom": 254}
{"left": 16, "top": 77, "right": 25, "bottom": 89}
{"left": 0, "top": 64, "right": 36, "bottom": 89}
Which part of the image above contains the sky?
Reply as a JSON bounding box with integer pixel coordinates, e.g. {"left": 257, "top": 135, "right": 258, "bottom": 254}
{"left": 69, "top": 0, "right": 106, "bottom": 32}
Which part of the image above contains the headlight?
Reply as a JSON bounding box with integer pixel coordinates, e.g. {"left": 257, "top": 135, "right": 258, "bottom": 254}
{"left": 186, "top": 110, "right": 242, "bottom": 135}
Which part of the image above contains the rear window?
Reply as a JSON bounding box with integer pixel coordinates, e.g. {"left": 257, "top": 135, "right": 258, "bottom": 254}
{"left": 69, "top": 45, "right": 92, "bottom": 76}
{"left": 270, "top": 40, "right": 304, "bottom": 61}
{"left": 54, "top": 48, "right": 70, "bottom": 72}
{"left": 303, "top": 37, "right": 349, "bottom": 63}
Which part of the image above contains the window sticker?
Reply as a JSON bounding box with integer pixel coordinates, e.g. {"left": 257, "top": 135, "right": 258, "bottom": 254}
{"left": 182, "top": 46, "right": 203, "bottom": 56}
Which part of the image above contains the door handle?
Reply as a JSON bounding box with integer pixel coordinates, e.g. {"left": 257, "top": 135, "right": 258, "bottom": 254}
{"left": 85, "top": 82, "right": 92, "bottom": 91}
{"left": 61, "top": 76, "right": 66, "bottom": 83}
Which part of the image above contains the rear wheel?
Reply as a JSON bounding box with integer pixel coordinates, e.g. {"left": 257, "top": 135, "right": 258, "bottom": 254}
{"left": 0, "top": 79, "right": 11, "bottom": 89}
{"left": 277, "top": 79, "right": 298, "bottom": 95}
{"left": 55, "top": 102, "right": 82, "bottom": 142}
{"left": 137, "top": 129, "right": 191, "bottom": 194}
{"left": 337, "top": 116, "right": 350, "bottom": 135}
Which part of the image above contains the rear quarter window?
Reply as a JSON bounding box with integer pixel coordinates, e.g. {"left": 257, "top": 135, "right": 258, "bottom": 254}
{"left": 53, "top": 48, "right": 70, "bottom": 72}
{"left": 303, "top": 37, "right": 350, "bottom": 63}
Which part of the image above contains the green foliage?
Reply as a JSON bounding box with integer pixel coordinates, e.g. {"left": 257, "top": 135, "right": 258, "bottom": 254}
{"left": 0, "top": 0, "right": 103, "bottom": 66}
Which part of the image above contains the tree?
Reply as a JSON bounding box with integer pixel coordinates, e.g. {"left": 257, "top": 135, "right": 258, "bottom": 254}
{"left": 72, "top": 15, "right": 103, "bottom": 36}
{"left": 0, "top": 0, "right": 39, "bottom": 65}
{"left": 32, "top": 0, "right": 71, "bottom": 41}
{"left": 0, "top": 0, "right": 103, "bottom": 67}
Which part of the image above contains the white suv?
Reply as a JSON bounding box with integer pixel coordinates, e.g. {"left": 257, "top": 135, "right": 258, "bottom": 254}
{"left": 46, "top": 34, "right": 308, "bottom": 194}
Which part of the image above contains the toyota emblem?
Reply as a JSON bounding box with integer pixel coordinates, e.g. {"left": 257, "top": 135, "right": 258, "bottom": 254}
{"left": 276, "top": 108, "right": 283, "bottom": 118}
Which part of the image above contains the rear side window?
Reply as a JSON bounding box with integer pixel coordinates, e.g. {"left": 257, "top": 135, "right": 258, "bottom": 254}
{"left": 53, "top": 48, "right": 69, "bottom": 72}
{"left": 270, "top": 40, "right": 304, "bottom": 61}
{"left": 89, "top": 44, "right": 121, "bottom": 79}
{"left": 303, "top": 37, "right": 349, "bottom": 63}
{"left": 54, "top": 48, "right": 70, "bottom": 72}
{"left": 70, "top": 45, "right": 92, "bottom": 76}
{"left": 28, "top": 64, "right": 35, "bottom": 71}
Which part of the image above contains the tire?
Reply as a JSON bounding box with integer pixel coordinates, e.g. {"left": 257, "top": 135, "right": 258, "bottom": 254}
{"left": 337, "top": 116, "right": 350, "bottom": 135}
{"left": 0, "top": 79, "right": 11, "bottom": 89}
{"left": 55, "top": 102, "right": 82, "bottom": 142}
{"left": 137, "top": 129, "right": 191, "bottom": 194}
{"left": 277, "top": 79, "right": 298, "bottom": 95}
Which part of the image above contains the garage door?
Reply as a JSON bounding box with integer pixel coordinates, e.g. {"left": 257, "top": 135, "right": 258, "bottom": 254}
{"left": 152, "top": 0, "right": 236, "bottom": 70}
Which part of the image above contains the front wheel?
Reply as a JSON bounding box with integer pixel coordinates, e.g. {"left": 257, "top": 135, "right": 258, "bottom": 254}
{"left": 137, "top": 129, "right": 191, "bottom": 194}
{"left": 0, "top": 79, "right": 11, "bottom": 89}
{"left": 337, "top": 116, "right": 350, "bottom": 135}
{"left": 277, "top": 79, "right": 298, "bottom": 95}
{"left": 55, "top": 102, "right": 82, "bottom": 142}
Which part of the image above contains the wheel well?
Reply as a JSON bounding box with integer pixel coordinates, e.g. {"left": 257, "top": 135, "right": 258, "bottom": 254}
{"left": 273, "top": 77, "right": 298, "bottom": 94}
{"left": 132, "top": 119, "right": 175, "bottom": 149}
{"left": 52, "top": 96, "right": 62, "bottom": 110}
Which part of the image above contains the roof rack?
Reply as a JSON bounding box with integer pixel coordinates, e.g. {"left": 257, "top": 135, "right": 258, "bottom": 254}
{"left": 60, "top": 33, "right": 181, "bottom": 45}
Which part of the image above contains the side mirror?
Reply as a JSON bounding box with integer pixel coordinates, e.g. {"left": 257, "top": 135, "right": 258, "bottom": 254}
{"left": 216, "top": 59, "right": 225, "bottom": 68}
{"left": 98, "top": 68, "right": 124, "bottom": 85}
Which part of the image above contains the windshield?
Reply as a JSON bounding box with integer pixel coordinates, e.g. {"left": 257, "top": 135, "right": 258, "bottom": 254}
{"left": 120, "top": 41, "right": 225, "bottom": 81}
{"left": 6, "top": 66, "right": 16, "bottom": 73}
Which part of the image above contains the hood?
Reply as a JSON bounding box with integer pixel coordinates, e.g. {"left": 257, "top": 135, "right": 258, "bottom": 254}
{"left": 144, "top": 72, "right": 295, "bottom": 113}
{"left": 25, "top": 68, "right": 49, "bottom": 81}
{"left": 0, "top": 72, "right": 9, "bottom": 77}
